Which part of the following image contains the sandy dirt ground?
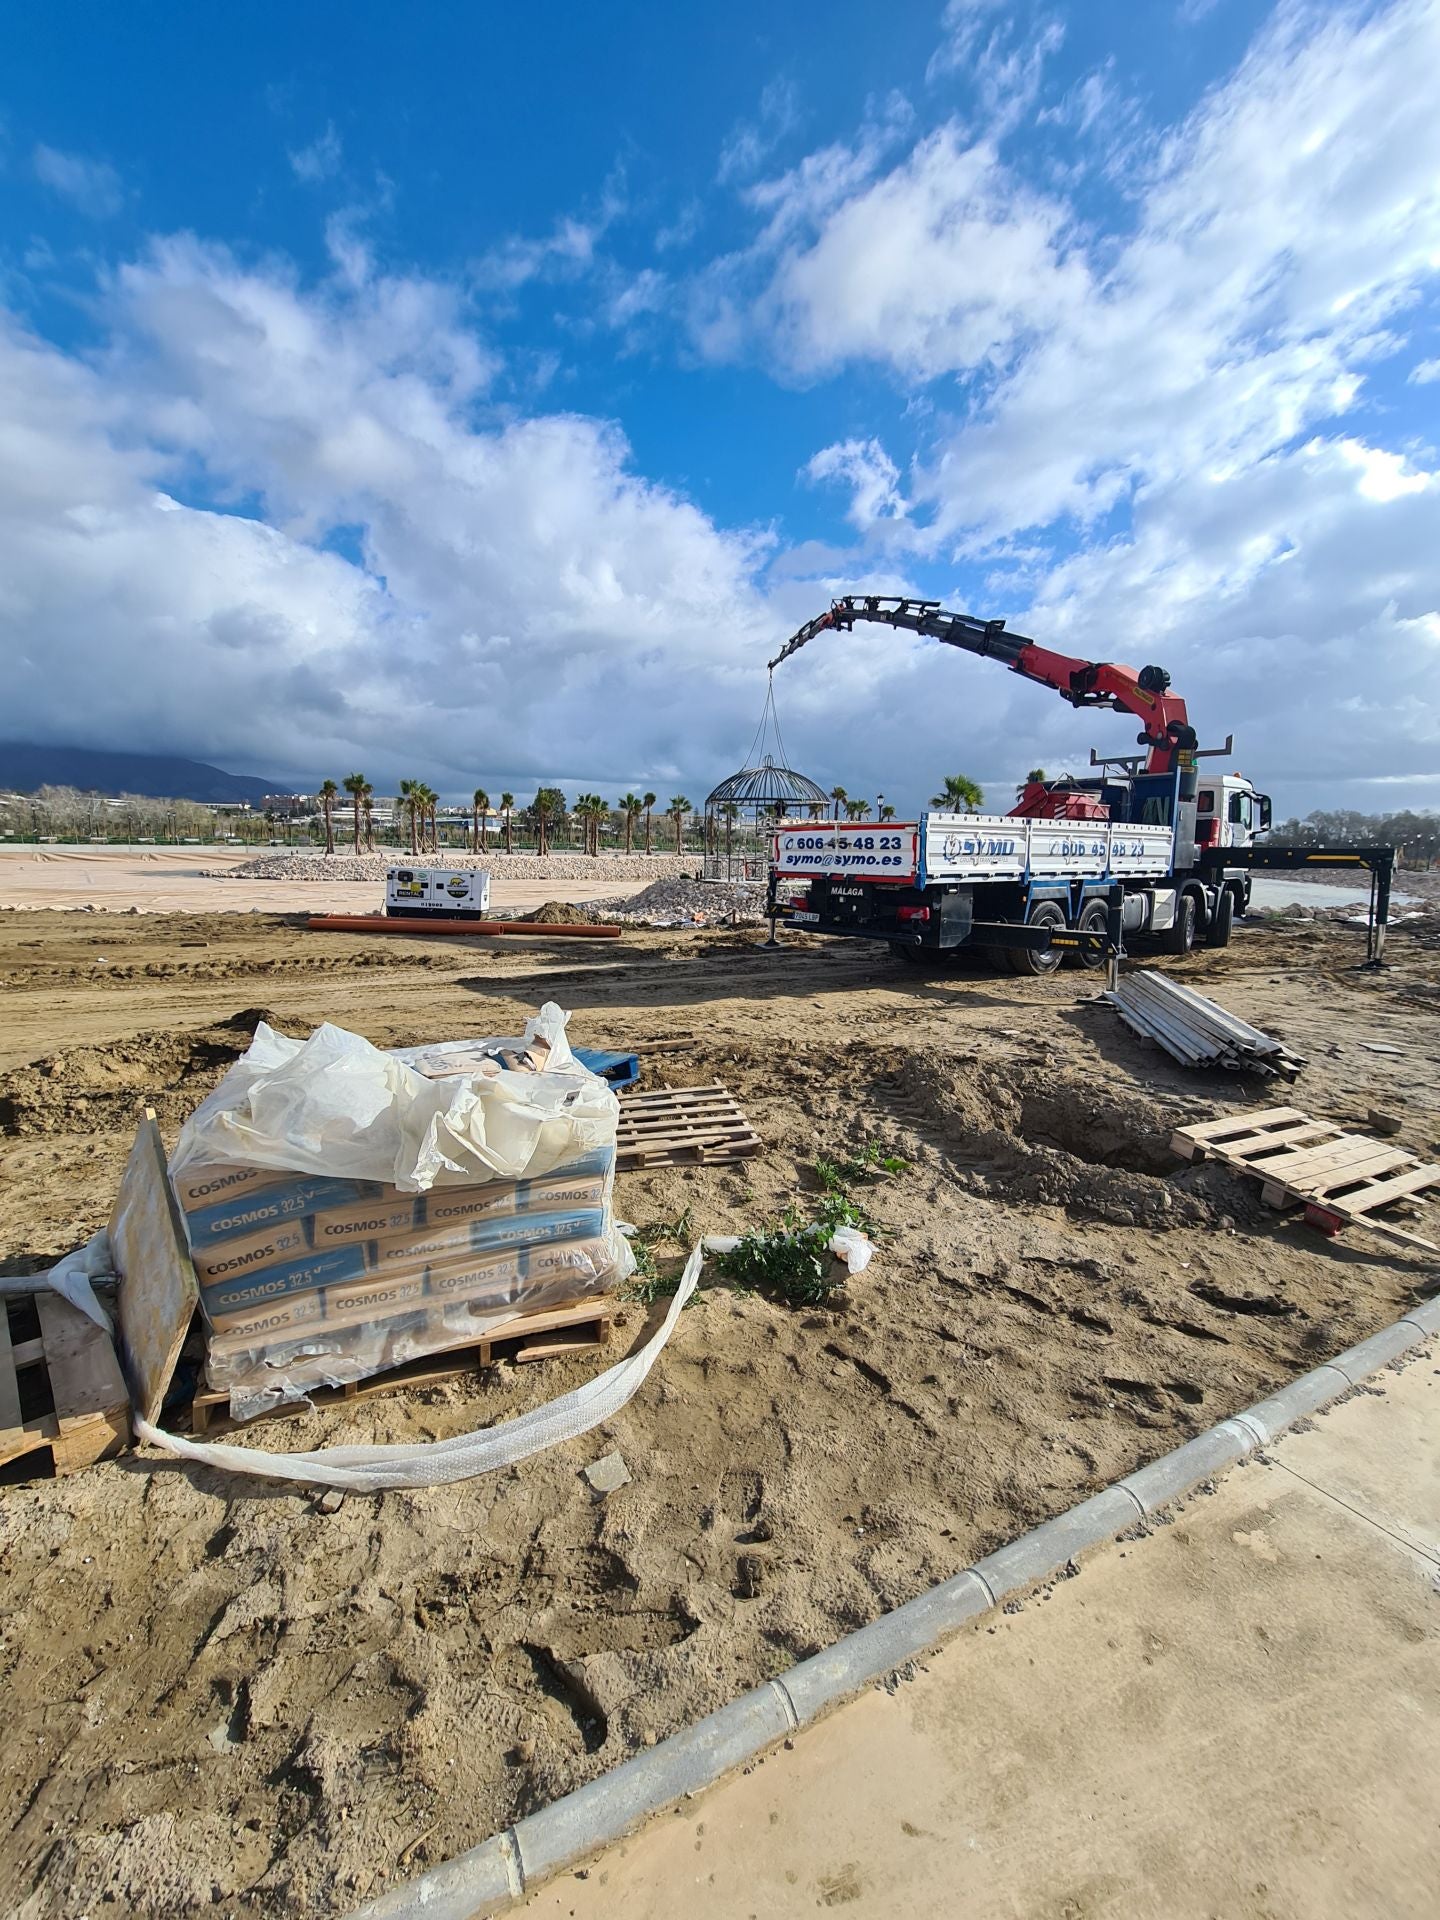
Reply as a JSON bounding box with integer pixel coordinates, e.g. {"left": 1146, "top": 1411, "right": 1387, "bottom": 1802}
{"left": 1, "top": 901, "right": 1438, "bottom": 1918}
{"left": 0, "top": 848, "right": 649, "bottom": 917}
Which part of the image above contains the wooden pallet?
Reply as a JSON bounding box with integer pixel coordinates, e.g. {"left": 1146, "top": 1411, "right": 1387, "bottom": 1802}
{"left": 615, "top": 1083, "right": 762, "bottom": 1169}
{"left": 1, "top": 1292, "right": 131, "bottom": 1479}
{"left": 1172, "top": 1107, "right": 1440, "bottom": 1252}
{"left": 188, "top": 1296, "right": 615, "bottom": 1436}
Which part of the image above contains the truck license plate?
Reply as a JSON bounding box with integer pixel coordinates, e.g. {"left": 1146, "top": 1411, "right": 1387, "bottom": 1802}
{"left": 790, "top": 910, "right": 820, "bottom": 923}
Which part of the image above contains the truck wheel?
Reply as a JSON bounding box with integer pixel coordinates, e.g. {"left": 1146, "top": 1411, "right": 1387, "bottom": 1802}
{"left": 1009, "top": 900, "right": 1067, "bottom": 976}
{"left": 1165, "top": 891, "right": 1198, "bottom": 956}
{"left": 1238, "top": 877, "right": 1252, "bottom": 916}
{"left": 1070, "top": 899, "right": 1111, "bottom": 969}
{"left": 1205, "top": 886, "right": 1235, "bottom": 948}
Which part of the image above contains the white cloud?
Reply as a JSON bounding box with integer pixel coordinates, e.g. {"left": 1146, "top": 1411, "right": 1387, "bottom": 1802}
{"left": 718, "top": 79, "right": 801, "bottom": 186}
{"left": 289, "top": 123, "right": 343, "bottom": 184}
{"left": 1410, "top": 357, "right": 1440, "bottom": 383}
{"left": 0, "top": 244, "right": 785, "bottom": 796}
{"left": 473, "top": 172, "right": 627, "bottom": 294}
{"left": 753, "top": 126, "right": 1086, "bottom": 382}
{"left": 803, "top": 438, "right": 908, "bottom": 530}
{"left": 32, "top": 144, "right": 123, "bottom": 218}
{"left": 698, "top": 0, "right": 1440, "bottom": 813}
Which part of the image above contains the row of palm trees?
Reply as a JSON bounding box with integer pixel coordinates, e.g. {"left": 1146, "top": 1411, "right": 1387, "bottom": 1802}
{"left": 827, "top": 785, "right": 899, "bottom": 823}
{"left": 314, "top": 779, "right": 695, "bottom": 856}
{"left": 312, "top": 771, "right": 1000, "bottom": 859}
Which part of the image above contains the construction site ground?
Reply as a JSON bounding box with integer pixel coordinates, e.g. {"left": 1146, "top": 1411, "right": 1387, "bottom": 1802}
{"left": 1, "top": 899, "right": 1438, "bottom": 1918}
{"left": 521, "top": 1347, "right": 1440, "bottom": 1920}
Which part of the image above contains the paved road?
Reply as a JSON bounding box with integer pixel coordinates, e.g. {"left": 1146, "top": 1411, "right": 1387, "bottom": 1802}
{"left": 523, "top": 1349, "right": 1440, "bottom": 1920}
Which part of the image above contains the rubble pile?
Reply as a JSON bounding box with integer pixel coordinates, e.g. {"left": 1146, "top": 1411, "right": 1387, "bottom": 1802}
{"left": 206, "top": 850, "right": 692, "bottom": 884}
{"left": 587, "top": 877, "right": 768, "bottom": 926}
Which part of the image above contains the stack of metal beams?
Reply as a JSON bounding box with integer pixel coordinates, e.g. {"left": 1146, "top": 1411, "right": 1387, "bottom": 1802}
{"left": 1104, "top": 971, "right": 1303, "bottom": 1078}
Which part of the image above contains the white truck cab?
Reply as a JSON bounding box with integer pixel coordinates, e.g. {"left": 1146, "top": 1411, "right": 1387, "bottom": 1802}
{"left": 1195, "top": 773, "right": 1272, "bottom": 851}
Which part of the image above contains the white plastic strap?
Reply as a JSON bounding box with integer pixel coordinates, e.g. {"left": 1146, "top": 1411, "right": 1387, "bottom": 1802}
{"left": 134, "top": 1242, "right": 706, "bottom": 1492}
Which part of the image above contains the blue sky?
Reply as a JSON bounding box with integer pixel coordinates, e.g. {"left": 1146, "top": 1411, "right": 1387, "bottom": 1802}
{"left": 3, "top": 0, "right": 1439, "bottom": 816}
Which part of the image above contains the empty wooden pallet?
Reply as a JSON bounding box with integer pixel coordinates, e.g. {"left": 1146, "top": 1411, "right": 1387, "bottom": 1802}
{"left": 189, "top": 1297, "right": 615, "bottom": 1435}
{"left": 616, "top": 1083, "right": 762, "bottom": 1169}
{"left": 1172, "top": 1107, "right": 1440, "bottom": 1252}
{"left": 1, "top": 1291, "right": 131, "bottom": 1479}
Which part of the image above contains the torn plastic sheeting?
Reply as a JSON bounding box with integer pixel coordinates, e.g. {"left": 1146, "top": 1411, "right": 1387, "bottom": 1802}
{"left": 44, "top": 1229, "right": 117, "bottom": 1334}
{"left": 170, "top": 1003, "right": 617, "bottom": 1194}
{"left": 134, "top": 1241, "right": 706, "bottom": 1492}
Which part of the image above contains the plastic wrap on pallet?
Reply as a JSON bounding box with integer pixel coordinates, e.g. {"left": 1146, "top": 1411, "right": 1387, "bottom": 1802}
{"left": 169, "top": 1009, "right": 627, "bottom": 1420}
{"left": 170, "top": 1003, "right": 618, "bottom": 1192}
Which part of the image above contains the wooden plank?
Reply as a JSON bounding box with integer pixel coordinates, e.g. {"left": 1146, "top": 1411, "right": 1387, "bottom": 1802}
{"left": 1210, "top": 1120, "right": 1340, "bottom": 1156}
{"left": 1171, "top": 1118, "right": 1337, "bottom": 1163}
{"left": 616, "top": 1083, "right": 761, "bottom": 1170}
{"left": 1303, "top": 1204, "right": 1439, "bottom": 1254}
{"left": 1251, "top": 1140, "right": 1410, "bottom": 1187}
{"left": 1176, "top": 1108, "right": 1308, "bottom": 1144}
{"left": 189, "top": 1296, "right": 615, "bottom": 1433}
{"left": 110, "top": 1108, "right": 199, "bottom": 1427}
{"left": 33, "top": 1293, "right": 128, "bottom": 1425}
{"left": 1321, "top": 1163, "right": 1440, "bottom": 1211}
{"left": 0, "top": 1308, "right": 23, "bottom": 1440}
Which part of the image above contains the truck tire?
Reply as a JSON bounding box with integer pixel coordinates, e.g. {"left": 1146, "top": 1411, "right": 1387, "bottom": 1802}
{"left": 1238, "top": 876, "right": 1252, "bottom": 916}
{"left": 1009, "top": 900, "right": 1067, "bottom": 976}
{"left": 1070, "top": 899, "right": 1111, "bottom": 969}
{"left": 1205, "top": 885, "right": 1235, "bottom": 948}
{"left": 1165, "top": 890, "right": 1198, "bottom": 956}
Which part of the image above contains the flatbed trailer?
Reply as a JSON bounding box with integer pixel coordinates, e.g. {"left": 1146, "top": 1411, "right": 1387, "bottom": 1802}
{"left": 767, "top": 804, "right": 1396, "bottom": 971}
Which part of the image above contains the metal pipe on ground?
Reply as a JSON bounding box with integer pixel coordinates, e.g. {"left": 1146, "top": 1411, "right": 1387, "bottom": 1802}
{"left": 306, "top": 915, "right": 623, "bottom": 938}
{"left": 1105, "top": 969, "right": 1300, "bottom": 1076}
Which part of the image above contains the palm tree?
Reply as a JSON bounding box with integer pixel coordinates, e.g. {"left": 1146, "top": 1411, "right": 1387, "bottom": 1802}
{"left": 422, "top": 785, "right": 439, "bottom": 852}
{"left": 501, "top": 792, "right": 515, "bottom": 855}
{"left": 1026, "top": 768, "right": 1046, "bottom": 783}
{"left": 642, "top": 791, "right": 657, "bottom": 855}
{"left": 619, "top": 793, "right": 643, "bottom": 854}
{"left": 342, "top": 772, "right": 367, "bottom": 853}
{"left": 532, "top": 786, "right": 564, "bottom": 857}
{"left": 931, "top": 773, "right": 985, "bottom": 812}
{"left": 720, "top": 800, "right": 739, "bottom": 868}
{"left": 572, "top": 793, "right": 596, "bottom": 855}
{"left": 318, "top": 778, "right": 338, "bottom": 855}
{"left": 588, "top": 794, "right": 610, "bottom": 855}
{"left": 398, "top": 779, "right": 416, "bottom": 856}
{"left": 844, "top": 799, "right": 867, "bottom": 822}
{"left": 878, "top": 803, "right": 896, "bottom": 823}
{"left": 667, "top": 795, "right": 691, "bottom": 855}
{"left": 472, "top": 787, "right": 489, "bottom": 854}
{"left": 361, "top": 785, "right": 376, "bottom": 851}
{"left": 830, "top": 785, "right": 848, "bottom": 821}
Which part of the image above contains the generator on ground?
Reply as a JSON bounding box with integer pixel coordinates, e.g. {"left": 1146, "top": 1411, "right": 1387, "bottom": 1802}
{"left": 385, "top": 867, "right": 492, "bottom": 918}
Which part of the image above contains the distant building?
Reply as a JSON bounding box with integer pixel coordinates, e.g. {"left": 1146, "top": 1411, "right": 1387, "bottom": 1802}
{"left": 262, "top": 793, "right": 315, "bottom": 817}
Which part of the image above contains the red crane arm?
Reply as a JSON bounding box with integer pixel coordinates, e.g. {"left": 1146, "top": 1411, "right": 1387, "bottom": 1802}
{"left": 768, "top": 596, "right": 1197, "bottom": 774}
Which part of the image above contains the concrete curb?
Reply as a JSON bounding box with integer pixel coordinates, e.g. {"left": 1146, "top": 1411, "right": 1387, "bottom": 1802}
{"left": 347, "top": 1300, "right": 1437, "bottom": 1920}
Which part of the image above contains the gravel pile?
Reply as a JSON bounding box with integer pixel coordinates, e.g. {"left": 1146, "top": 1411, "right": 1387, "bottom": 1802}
{"left": 205, "top": 850, "right": 694, "bottom": 884}
{"left": 587, "top": 877, "right": 769, "bottom": 925}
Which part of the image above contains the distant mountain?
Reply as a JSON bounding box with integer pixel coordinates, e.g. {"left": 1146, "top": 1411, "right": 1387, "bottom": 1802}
{"left": 0, "top": 743, "right": 280, "bottom": 805}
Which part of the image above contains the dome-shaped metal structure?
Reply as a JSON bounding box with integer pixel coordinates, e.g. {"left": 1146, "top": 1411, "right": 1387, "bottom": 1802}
{"left": 703, "top": 676, "right": 830, "bottom": 879}
{"left": 704, "top": 753, "right": 830, "bottom": 815}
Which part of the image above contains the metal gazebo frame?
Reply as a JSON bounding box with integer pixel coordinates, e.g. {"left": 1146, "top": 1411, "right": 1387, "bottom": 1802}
{"left": 703, "top": 682, "right": 829, "bottom": 880}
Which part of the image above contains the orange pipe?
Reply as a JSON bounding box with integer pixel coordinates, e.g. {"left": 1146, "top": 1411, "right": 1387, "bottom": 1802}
{"left": 306, "top": 914, "right": 623, "bottom": 938}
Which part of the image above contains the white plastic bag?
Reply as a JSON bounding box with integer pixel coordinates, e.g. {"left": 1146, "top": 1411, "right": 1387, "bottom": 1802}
{"left": 170, "top": 1004, "right": 617, "bottom": 1193}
